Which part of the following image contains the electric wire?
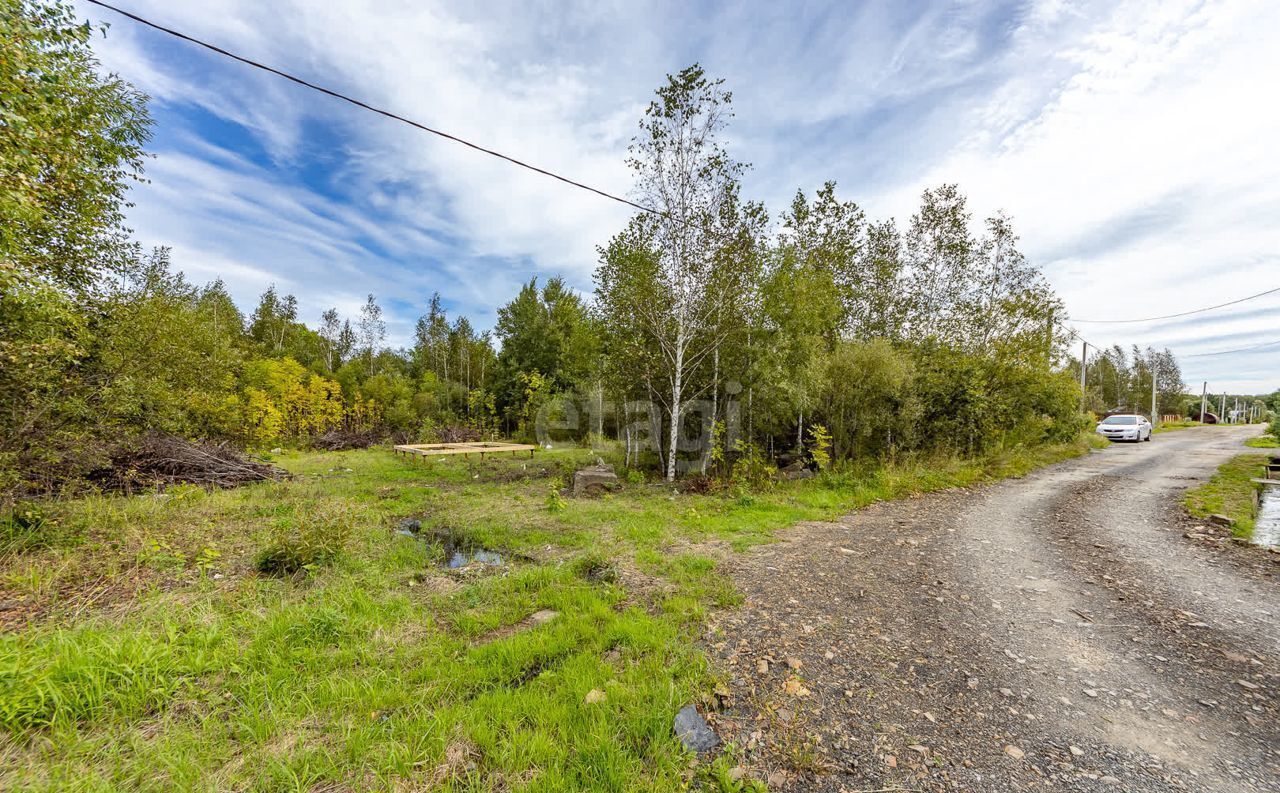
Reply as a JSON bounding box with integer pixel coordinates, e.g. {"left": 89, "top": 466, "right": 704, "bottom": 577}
{"left": 1182, "top": 338, "right": 1280, "bottom": 358}
{"left": 84, "top": 0, "right": 660, "bottom": 217}
{"left": 1070, "top": 285, "right": 1280, "bottom": 324}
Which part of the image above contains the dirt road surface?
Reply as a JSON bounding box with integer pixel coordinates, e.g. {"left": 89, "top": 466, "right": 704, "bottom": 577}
{"left": 708, "top": 426, "right": 1278, "bottom": 791}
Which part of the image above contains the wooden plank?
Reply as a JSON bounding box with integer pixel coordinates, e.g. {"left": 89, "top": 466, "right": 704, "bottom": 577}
{"left": 393, "top": 442, "right": 538, "bottom": 458}
{"left": 1250, "top": 478, "right": 1279, "bottom": 486}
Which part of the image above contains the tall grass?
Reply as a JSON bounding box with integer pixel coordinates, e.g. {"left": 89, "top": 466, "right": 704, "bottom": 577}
{"left": 0, "top": 435, "right": 1103, "bottom": 789}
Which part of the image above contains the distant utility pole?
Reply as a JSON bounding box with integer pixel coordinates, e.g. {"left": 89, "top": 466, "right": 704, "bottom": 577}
{"left": 1220, "top": 393, "right": 1227, "bottom": 424}
{"left": 1200, "top": 381, "right": 1208, "bottom": 424}
{"left": 1079, "top": 341, "right": 1088, "bottom": 413}
{"left": 1151, "top": 371, "right": 1158, "bottom": 424}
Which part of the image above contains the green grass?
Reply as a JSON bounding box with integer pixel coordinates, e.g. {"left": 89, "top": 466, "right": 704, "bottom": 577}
{"left": 1154, "top": 419, "right": 1202, "bottom": 434}
{"left": 0, "top": 435, "right": 1102, "bottom": 791}
{"left": 1244, "top": 435, "right": 1280, "bottom": 448}
{"left": 1183, "top": 453, "right": 1269, "bottom": 539}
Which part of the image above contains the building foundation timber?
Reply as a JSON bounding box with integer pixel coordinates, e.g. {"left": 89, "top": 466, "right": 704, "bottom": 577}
{"left": 393, "top": 442, "right": 538, "bottom": 462}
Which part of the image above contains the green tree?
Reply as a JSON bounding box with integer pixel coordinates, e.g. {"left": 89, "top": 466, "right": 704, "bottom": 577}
{"left": 596, "top": 65, "right": 762, "bottom": 480}
{"left": 1, "top": 0, "right": 151, "bottom": 487}
{"left": 493, "top": 276, "right": 598, "bottom": 419}
{"left": 90, "top": 248, "right": 244, "bottom": 438}
{"left": 249, "top": 285, "right": 297, "bottom": 353}
{"left": 414, "top": 293, "right": 452, "bottom": 391}
{"left": 318, "top": 308, "right": 342, "bottom": 371}
{"left": 854, "top": 219, "right": 907, "bottom": 339}
{"left": 903, "top": 184, "right": 976, "bottom": 342}
{"left": 358, "top": 293, "right": 385, "bottom": 375}
{"left": 1, "top": 0, "right": 151, "bottom": 291}
{"left": 816, "top": 339, "right": 915, "bottom": 459}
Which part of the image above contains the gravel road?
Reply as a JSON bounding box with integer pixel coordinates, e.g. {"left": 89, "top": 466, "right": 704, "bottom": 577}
{"left": 708, "top": 426, "right": 1278, "bottom": 791}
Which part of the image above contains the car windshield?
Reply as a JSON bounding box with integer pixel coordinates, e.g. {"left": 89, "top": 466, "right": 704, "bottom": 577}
{"left": 1102, "top": 416, "right": 1138, "bottom": 425}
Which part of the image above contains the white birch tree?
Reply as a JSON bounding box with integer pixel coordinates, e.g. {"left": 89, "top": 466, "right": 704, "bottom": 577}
{"left": 596, "top": 65, "right": 759, "bottom": 481}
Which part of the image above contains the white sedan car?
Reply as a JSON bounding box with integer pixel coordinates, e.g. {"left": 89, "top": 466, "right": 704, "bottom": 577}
{"left": 1096, "top": 414, "right": 1153, "bottom": 442}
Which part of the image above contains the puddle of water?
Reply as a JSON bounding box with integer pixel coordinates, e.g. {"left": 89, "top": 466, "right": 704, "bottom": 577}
{"left": 395, "top": 519, "right": 505, "bottom": 567}
{"left": 442, "top": 546, "right": 505, "bottom": 568}
{"left": 1255, "top": 488, "right": 1280, "bottom": 550}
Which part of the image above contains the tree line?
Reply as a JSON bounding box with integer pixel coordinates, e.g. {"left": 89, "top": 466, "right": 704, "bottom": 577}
{"left": 2, "top": 2, "right": 1199, "bottom": 495}
{"left": 1072, "top": 345, "right": 1184, "bottom": 418}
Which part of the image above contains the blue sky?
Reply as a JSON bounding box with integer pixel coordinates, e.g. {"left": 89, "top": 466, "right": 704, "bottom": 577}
{"left": 76, "top": 0, "right": 1280, "bottom": 393}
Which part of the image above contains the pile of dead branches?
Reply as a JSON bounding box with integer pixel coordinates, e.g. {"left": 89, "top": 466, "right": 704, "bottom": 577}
{"left": 436, "top": 425, "right": 485, "bottom": 444}
{"left": 312, "top": 428, "right": 380, "bottom": 451}
{"left": 88, "top": 433, "right": 287, "bottom": 493}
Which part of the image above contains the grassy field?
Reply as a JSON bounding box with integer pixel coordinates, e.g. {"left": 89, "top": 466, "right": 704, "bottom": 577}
{"left": 0, "top": 435, "right": 1104, "bottom": 792}
{"left": 1244, "top": 435, "right": 1280, "bottom": 448}
{"left": 1183, "top": 453, "right": 1270, "bottom": 539}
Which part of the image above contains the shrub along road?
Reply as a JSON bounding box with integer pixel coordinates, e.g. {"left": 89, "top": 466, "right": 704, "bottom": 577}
{"left": 711, "top": 426, "right": 1278, "bottom": 791}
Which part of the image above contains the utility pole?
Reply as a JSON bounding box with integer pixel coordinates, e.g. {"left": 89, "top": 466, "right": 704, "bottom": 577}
{"left": 1151, "top": 369, "right": 1158, "bottom": 425}
{"left": 1079, "top": 341, "right": 1088, "bottom": 414}
{"left": 1200, "top": 381, "right": 1208, "bottom": 424}
{"left": 1220, "top": 393, "right": 1227, "bottom": 424}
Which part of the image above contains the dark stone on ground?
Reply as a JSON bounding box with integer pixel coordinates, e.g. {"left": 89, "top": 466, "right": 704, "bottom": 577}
{"left": 779, "top": 460, "right": 815, "bottom": 480}
{"left": 674, "top": 704, "right": 720, "bottom": 753}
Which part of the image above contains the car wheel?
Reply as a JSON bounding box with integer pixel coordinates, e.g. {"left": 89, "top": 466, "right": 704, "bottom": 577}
{"left": 1145, "top": 432, "right": 1151, "bottom": 442}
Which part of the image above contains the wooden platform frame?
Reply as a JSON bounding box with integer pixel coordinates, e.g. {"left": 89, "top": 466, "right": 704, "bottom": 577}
{"left": 394, "top": 442, "right": 537, "bottom": 461}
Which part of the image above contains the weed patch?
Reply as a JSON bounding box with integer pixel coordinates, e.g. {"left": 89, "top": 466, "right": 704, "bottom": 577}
{"left": 0, "top": 503, "right": 73, "bottom": 553}
{"left": 255, "top": 507, "right": 354, "bottom": 575}
{"left": 1183, "top": 454, "right": 1268, "bottom": 537}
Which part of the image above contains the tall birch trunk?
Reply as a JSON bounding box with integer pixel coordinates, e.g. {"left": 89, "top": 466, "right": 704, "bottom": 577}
{"left": 666, "top": 339, "right": 684, "bottom": 482}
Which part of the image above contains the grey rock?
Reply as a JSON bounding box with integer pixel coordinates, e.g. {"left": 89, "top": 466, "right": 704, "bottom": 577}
{"left": 778, "top": 459, "right": 814, "bottom": 480}
{"left": 673, "top": 704, "right": 719, "bottom": 753}
{"left": 397, "top": 518, "right": 421, "bottom": 534}
{"left": 573, "top": 465, "right": 619, "bottom": 497}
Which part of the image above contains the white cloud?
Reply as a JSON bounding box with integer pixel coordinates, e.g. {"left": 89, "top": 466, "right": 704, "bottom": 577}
{"left": 865, "top": 0, "right": 1280, "bottom": 391}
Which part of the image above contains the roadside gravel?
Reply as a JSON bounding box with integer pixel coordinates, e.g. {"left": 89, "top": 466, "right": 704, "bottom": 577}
{"left": 706, "top": 426, "right": 1279, "bottom": 791}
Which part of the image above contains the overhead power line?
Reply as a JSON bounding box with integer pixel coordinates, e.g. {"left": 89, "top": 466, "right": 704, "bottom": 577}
{"left": 84, "top": 0, "right": 659, "bottom": 217}
{"left": 1060, "top": 324, "right": 1099, "bottom": 352}
{"left": 1071, "top": 285, "right": 1280, "bottom": 324}
{"left": 1183, "top": 338, "right": 1280, "bottom": 358}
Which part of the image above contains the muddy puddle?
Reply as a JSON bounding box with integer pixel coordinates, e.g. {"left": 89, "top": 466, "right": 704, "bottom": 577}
{"left": 396, "top": 519, "right": 507, "bottom": 568}
{"left": 1255, "top": 487, "right": 1280, "bottom": 550}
